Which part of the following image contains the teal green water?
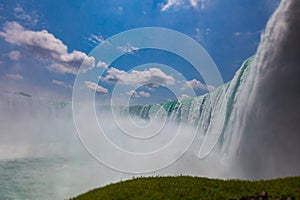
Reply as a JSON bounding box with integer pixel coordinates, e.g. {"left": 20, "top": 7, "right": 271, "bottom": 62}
{"left": 0, "top": 158, "right": 65, "bottom": 200}
{"left": 0, "top": 157, "right": 102, "bottom": 200}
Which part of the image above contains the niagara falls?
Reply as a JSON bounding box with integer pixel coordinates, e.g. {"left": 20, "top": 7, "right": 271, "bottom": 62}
{"left": 0, "top": 0, "right": 299, "bottom": 199}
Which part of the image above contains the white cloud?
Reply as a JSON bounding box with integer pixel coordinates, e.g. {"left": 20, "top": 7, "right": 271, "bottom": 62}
{"left": 161, "top": 0, "right": 206, "bottom": 11}
{"left": 47, "top": 63, "right": 87, "bottom": 75}
{"left": 87, "top": 33, "right": 109, "bottom": 45}
{"left": 161, "top": 0, "right": 184, "bottom": 11}
{"left": 117, "top": 43, "right": 139, "bottom": 54}
{"left": 234, "top": 32, "right": 241, "bottom": 36}
{"left": 145, "top": 83, "right": 160, "bottom": 91}
{"left": 207, "top": 85, "right": 215, "bottom": 91}
{"left": 8, "top": 50, "right": 21, "bottom": 61}
{"left": 195, "top": 28, "right": 203, "bottom": 42}
{"left": 139, "top": 91, "right": 151, "bottom": 98}
{"left": 126, "top": 90, "right": 151, "bottom": 98}
{"left": 84, "top": 81, "right": 108, "bottom": 94}
{"left": 102, "top": 67, "right": 175, "bottom": 86}
{"left": 14, "top": 4, "right": 38, "bottom": 26}
{"left": 0, "top": 21, "right": 65, "bottom": 53}
{"left": 0, "top": 21, "right": 95, "bottom": 75}
{"left": 6, "top": 73, "right": 23, "bottom": 80}
{"left": 179, "top": 94, "right": 190, "bottom": 100}
{"left": 183, "top": 79, "right": 215, "bottom": 91}
{"left": 52, "top": 79, "right": 72, "bottom": 88}
{"left": 97, "top": 61, "right": 109, "bottom": 69}
{"left": 127, "top": 90, "right": 138, "bottom": 96}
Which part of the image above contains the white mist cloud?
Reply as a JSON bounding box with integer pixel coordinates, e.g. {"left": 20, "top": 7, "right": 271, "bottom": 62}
{"left": 0, "top": 21, "right": 95, "bottom": 75}
{"left": 102, "top": 67, "right": 175, "bottom": 86}
{"left": 84, "top": 81, "right": 108, "bottom": 94}
{"left": 6, "top": 73, "right": 23, "bottom": 80}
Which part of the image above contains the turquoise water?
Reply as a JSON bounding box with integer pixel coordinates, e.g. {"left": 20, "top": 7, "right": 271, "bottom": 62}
{"left": 0, "top": 156, "right": 121, "bottom": 200}
{"left": 0, "top": 157, "right": 68, "bottom": 200}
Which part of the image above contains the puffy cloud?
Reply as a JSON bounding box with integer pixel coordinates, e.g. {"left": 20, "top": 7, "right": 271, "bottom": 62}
{"left": 84, "top": 81, "right": 108, "bottom": 94}
{"left": 183, "top": 79, "right": 215, "bottom": 91}
{"left": 102, "top": 67, "right": 175, "bottom": 86}
{"left": 52, "top": 79, "right": 72, "bottom": 88}
{"left": 161, "top": 0, "right": 206, "bottom": 11}
{"left": 8, "top": 50, "right": 21, "bottom": 61}
{"left": 126, "top": 90, "right": 151, "bottom": 98}
{"left": 97, "top": 61, "right": 109, "bottom": 69}
{"left": 0, "top": 21, "right": 95, "bottom": 75}
{"left": 6, "top": 73, "right": 23, "bottom": 80}
{"left": 139, "top": 91, "right": 151, "bottom": 98}
{"left": 47, "top": 63, "right": 77, "bottom": 74}
{"left": 0, "top": 22, "right": 64, "bottom": 52}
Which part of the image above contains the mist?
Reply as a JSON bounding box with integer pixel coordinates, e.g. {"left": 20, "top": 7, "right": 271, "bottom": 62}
{"left": 235, "top": 0, "right": 300, "bottom": 179}
{"left": 0, "top": 0, "right": 299, "bottom": 199}
{"left": 0, "top": 93, "right": 234, "bottom": 199}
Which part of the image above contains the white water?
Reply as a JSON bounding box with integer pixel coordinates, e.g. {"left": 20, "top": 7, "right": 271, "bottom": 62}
{"left": 0, "top": 0, "right": 299, "bottom": 199}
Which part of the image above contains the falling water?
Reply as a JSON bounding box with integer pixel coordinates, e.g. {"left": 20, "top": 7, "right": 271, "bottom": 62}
{"left": 0, "top": 0, "right": 299, "bottom": 199}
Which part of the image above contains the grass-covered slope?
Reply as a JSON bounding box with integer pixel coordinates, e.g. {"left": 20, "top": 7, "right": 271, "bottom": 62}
{"left": 71, "top": 176, "right": 300, "bottom": 200}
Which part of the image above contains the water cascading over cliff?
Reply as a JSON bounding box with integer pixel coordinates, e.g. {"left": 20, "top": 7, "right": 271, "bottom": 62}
{"left": 0, "top": 0, "right": 299, "bottom": 182}
{"left": 119, "top": 0, "right": 300, "bottom": 178}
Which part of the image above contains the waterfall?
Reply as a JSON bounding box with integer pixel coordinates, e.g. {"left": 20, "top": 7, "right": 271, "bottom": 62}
{"left": 0, "top": 0, "right": 299, "bottom": 181}
{"left": 233, "top": 0, "right": 300, "bottom": 178}
{"left": 124, "top": 0, "right": 300, "bottom": 178}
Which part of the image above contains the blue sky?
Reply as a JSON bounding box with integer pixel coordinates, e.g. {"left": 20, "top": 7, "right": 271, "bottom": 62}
{"left": 0, "top": 0, "right": 280, "bottom": 103}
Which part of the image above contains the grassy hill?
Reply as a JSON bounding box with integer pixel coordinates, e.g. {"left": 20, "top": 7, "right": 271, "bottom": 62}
{"left": 71, "top": 176, "right": 300, "bottom": 200}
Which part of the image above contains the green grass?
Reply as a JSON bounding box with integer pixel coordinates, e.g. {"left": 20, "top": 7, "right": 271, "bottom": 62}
{"left": 71, "top": 176, "right": 300, "bottom": 200}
